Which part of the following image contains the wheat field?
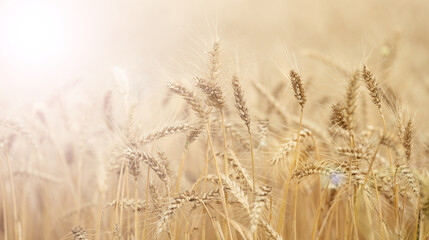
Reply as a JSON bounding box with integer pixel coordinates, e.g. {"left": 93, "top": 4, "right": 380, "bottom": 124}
{"left": 1, "top": 0, "right": 429, "bottom": 239}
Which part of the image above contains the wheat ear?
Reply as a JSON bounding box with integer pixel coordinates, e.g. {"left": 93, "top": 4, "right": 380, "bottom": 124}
{"left": 168, "top": 82, "right": 207, "bottom": 119}
{"left": 135, "top": 122, "right": 192, "bottom": 145}
{"left": 71, "top": 226, "right": 88, "bottom": 240}
{"left": 232, "top": 75, "right": 256, "bottom": 191}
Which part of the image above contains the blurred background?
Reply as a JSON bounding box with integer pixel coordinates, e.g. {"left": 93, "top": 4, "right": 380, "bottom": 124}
{"left": 1, "top": 0, "right": 428, "bottom": 111}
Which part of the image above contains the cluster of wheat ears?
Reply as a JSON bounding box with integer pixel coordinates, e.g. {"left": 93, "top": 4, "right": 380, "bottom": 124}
{"left": 1, "top": 39, "right": 429, "bottom": 240}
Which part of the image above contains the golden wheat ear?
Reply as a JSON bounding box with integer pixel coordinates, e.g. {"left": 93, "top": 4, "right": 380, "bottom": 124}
{"left": 290, "top": 70, "right": 307, "bottom": 109}
{"left": 196, "top": 77, "right": 225, "bottom": 109}
{"left": 156, "top": 191, "right": 203, "bottom": 236}
{"left": 71, "top": 226, "right": 88, "bottom": 240}
{"left": 330, "top": 102, "right": 348, "bottom": 130}
{"left": 344, "top": 71, "right": 360, "bottom": 132}
{"left": 402, "top": 119, "right": 413, "bottom": 162}
{"left": 232, "top": 76, "right": 251, "bottom": 132}
{"left": 123, "top": 147, "right": 169, "bottom": 184}
{"left": 167, "top": 82, "right": 208, "bottom": 119}
{"left": 362, "top": 65, "right": 382, "bottom": 111}
{"left": 134, "top": 121, "right": 192, "bottom": 146}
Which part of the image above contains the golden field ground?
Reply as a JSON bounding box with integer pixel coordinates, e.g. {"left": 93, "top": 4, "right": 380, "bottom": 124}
{"left": 1, "top": 0, "right": 429, "bottom": 239}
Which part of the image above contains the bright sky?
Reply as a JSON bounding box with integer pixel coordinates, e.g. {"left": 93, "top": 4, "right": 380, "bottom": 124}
{"left": 0, "top": 0, "right": 80, "bottom": 100}
{"left": 0, "top": 0, "right": 194, "bottom": 107}
{"left": 1, "top": 2, "right": 69, "bottom": 66}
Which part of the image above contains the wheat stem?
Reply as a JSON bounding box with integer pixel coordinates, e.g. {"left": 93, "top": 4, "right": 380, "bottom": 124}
{"left": 277, "top": 109, "right": 304, "bottom": 236}
{"left": 292, "top": 183, "right": 299, "bottom": 240}
{"left": 142, "top": 167, "right": 150, "bottom": 240}
{"left": 250, "top": 132, "right": 256, "bottom": 191}
{"left": 119, "top": 163, "right": 128, "bottom": 236}
{"left": 414, "top": 202, "right": 421, "bottom": 240}
{"left": 134, "top": 178, "right": 138, "bottom": 240}
{"left": 114, "top": 157, "right": 125, "bottom": 226}
{"left": 205, "top": 123, "right": 233, "bottom": 239}
{"left": 4, "top": 149, "right": 20, "bottom": 240}
{"left": 220, "top": 110, "right": 228, "bottom": 175}
{"left": 95, "top": 189, "right": 105, "bottom": 240}
{"left": 371, "top": 172, "right": 385, "bottom": 240}
{"left": 175, "top": 150, "right": 187, "bottom": 192}
{"left": 293, "top": 110, "right": 304, "bottom": 240}
{"left": 311, "top": 181, "right": 330, "bottom": 240}
{"left": 1, "top": 172, "right": 8, "bottom": 240}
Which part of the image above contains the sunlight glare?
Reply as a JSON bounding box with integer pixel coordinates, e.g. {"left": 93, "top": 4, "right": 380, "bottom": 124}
{"left": 1, "top": 2, "right": 69, "bottom": 66}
